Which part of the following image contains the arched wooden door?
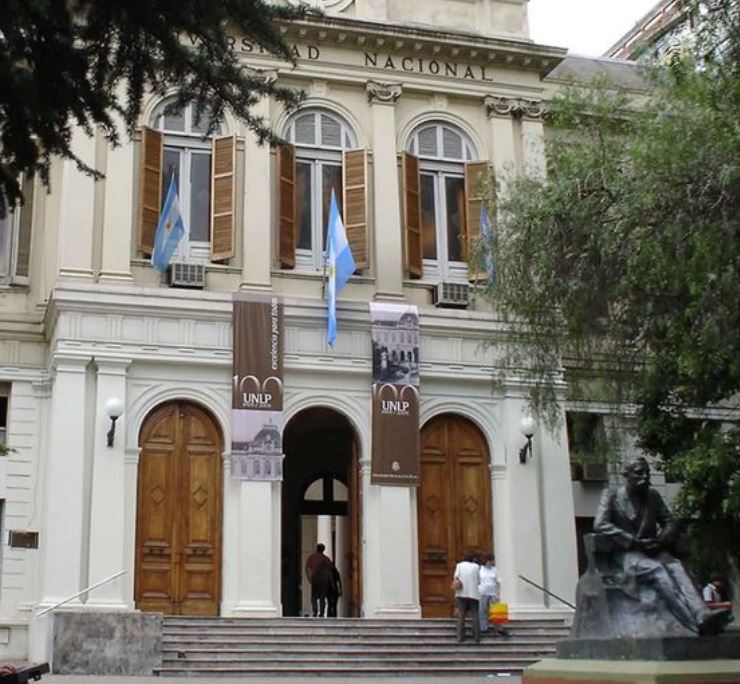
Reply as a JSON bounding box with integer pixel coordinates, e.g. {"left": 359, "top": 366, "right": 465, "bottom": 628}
{"left": 135, "top": 401, "right": 223, "bottom": 615}
{"left": 418, "top": 414, "right": 492, "bottom": 617}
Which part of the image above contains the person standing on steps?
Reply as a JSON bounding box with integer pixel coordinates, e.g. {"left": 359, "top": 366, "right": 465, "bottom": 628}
{"left": 477, "top": 553, "right": 500, "bottom": 636}
{"left": 453, "top": 549, "right": 481, "bottom": 643}
{"left": 327, "top": 562, "right": 343, "bottom": 617}
{"left": 305, "top": 543, "right": 333, "bottom": 617}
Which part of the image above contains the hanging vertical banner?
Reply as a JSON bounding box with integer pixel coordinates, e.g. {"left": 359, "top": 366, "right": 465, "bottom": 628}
{"left": 231, "top": 293, "right": 284, "bottom": 480}
{"left": 370, "top": 303, "right": 420, "bottom": 485}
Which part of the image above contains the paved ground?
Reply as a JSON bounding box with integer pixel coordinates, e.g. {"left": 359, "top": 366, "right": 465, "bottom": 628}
{"left": 45, "top": 676, "right": 522, "bottom": 683}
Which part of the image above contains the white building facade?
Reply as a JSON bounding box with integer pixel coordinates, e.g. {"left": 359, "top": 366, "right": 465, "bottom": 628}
{"left": 0, "top": 0, "right": 642, "bottom": 662}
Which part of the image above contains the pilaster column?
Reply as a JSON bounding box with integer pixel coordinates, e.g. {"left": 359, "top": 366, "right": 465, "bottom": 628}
{"left": 485, "top": 96, "right": 547, "bottom": 183}
{"left": 99, "top": 120, "right": 135, "bottom": 283}
{"left": 58, "top": 129, "right": 96, "bottom": 280}
{"left": 362, "top": 454, "right": 420, "bottom": 617}
{"left": 521, "top": 103, "right": 547, "bottom": 178}
{"left": 232, "top": 480, "right": 281, "bottom": 616}
{"left": 485, "top": 95, "right": 519, "bottom": 183}
{"left": 366, "top": 81, "right": 404, "bottom": 300}
{"left": 241, "top": 70, "right": 277, "bottom": 291}
{"left": 499, "top": 396, "right": 547, "bottom": 616}
{"left": 86, "top": 357, "right": 132, "bottom": 609}
{"left": 538, "top": 401, "right": 578, "bottom": 610}
{"left": 38, "top": 356, "right": 91, "bottom": 606}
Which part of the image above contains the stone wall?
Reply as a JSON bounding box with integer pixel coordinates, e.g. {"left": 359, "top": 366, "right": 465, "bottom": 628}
{"left": 52, "top": 611, "right": 162, "bottom": 675}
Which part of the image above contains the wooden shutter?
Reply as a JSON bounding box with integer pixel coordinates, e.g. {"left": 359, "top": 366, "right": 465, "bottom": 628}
{"left": 138, "top": 127, "right": 163, "bottom": 255}
{"left": 342, "top": 149, "right": 368, "bottom": 271}
{"left": 464, "top": 161, "right": 490, "bottom": 281}
{"left": 402, "top": 152, "right": 422, "bottom": 279}
{"left": 211, "top": 135, "right": 236, "bottom": 262}
{"left": 277, "top": 143, "right": 296, "bottom": 269}
{"left": 13, "top": 173, "right": 35, "bottom": 282}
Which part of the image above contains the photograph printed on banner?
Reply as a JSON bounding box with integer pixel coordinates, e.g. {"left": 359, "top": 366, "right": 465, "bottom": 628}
{"left": 370, "top": 304, "right": 420, "bottom": 387}
{"left": 232, "top": 409, "right": 283, "bottom": 453}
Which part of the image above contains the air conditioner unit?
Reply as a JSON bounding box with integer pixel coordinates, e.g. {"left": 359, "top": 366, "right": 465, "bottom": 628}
{"left": 581, "top": 461, "right": 609, "bottom": 483}
{"left": 432, "top": 282, "right": 470, "bottom": 309}
{"left": 168, "top": 262, "right": 205, "bottom": 289}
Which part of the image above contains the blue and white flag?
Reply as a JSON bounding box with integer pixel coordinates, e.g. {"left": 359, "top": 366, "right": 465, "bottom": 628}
{"left": 326, "top": 189, "right": 356, "bottom": 347}
{"left": 151, "top": 174, "right": 185, "bottom": 273}
{"left": 480, "top": 203, "right": 495, "bottom": 282}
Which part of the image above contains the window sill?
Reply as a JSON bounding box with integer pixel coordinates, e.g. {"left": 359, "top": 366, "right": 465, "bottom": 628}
{"left": 272, "top": 269, "right": 375, "bottom": 286}
{"left": 131, "top": 258, "right": 242, "bottom": 275}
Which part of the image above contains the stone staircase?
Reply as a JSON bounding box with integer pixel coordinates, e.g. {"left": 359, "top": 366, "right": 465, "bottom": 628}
{"left": 154, "top": 616, "right": 569, "bottom": 677}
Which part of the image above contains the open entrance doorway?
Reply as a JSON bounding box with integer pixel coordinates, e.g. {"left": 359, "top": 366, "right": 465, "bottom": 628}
{"left": 281, "top": 407, "right": 361, "bottom": 617}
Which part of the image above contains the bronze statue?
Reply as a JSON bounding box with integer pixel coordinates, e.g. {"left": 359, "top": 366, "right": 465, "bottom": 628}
{"left": 572, "top": 456, "right": 732, "bottom": 638}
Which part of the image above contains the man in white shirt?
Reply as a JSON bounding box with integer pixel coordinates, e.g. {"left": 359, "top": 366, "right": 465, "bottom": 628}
{"left": 453, "top": 549, "right": 481, "bottom": 643}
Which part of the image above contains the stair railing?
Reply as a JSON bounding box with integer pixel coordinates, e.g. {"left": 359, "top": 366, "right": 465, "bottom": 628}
{"left": 36, "top": 569, "right": 127, "bottom": 617}
{"left": 518, "top": 574, "right": 575, "bottom": 610}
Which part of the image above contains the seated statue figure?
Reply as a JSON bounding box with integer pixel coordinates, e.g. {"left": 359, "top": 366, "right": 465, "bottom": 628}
{"left": 573, "top": 456, "right": 731, "bottom": 638}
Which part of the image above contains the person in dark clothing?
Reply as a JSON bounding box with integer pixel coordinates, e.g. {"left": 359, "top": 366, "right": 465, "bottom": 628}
{"left": 305, "top": 543, "right": 333, "bottom": 617}
{"left": 327, "top": 563, "right": 343, "bottom": 617}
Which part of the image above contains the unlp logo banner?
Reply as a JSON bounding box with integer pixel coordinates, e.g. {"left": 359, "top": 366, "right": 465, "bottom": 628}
{"left": 231, "top": 294, "right": 284, "bottom": 481}
{"left": 370, "top": 303, "right": 420, "bottom": 485}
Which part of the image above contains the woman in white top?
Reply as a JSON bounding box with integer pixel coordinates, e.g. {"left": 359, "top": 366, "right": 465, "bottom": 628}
{"left": 478, "top": 553, "right": 499, "bottom": 633}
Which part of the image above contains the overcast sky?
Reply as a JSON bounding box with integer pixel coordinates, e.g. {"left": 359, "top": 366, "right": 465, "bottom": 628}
{"left": 527, "top": 0, "right": 660, "bottom": 56}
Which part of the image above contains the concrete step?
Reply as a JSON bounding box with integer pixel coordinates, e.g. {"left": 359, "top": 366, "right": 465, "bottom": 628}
{"left": 155, "top": 663, "right": 530, "bottom": 676}
{"left": 154, "top": 616, "right": 567, "bottom": 678}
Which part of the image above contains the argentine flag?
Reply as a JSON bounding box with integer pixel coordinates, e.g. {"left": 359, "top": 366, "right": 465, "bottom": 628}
{"left": 480, "top": 203, "right": 495, "bottom": 283}
{"left": 151, "top": 174, "right": 185, "bottom": 273}
{"left": 326, "top": 189, "right": 356, "bottom": 347}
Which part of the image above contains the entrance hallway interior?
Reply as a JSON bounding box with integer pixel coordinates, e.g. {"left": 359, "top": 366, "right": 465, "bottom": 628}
{"left": 281, "top": 407, "right": 361, "bottom": 616}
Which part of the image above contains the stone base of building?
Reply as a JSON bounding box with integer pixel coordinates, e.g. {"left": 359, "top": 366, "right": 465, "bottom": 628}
{"left": 523, "top": 658, "right": 740, "bottom": 683}
{"left": 52, "top": 610, "right": 162, "bottom": 675}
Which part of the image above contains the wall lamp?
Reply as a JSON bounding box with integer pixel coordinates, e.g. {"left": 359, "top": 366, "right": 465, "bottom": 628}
{"left": 519, "top": 415, "right": 536, "bottom": 464}
{"left": 105, "top": 398, "right": 124, "bottom": 447}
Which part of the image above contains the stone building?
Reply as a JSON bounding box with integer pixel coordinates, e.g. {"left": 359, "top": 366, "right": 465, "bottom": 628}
{"left": 0, "top": 0, "right": 660, "bottom": 663}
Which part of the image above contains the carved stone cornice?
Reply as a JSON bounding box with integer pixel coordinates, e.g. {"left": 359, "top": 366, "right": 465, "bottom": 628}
{"left": 366, "top": 80, "right": 402, "bottom": 105}
{"left": 484, "top": 95, "right": 547, "bottom": 121}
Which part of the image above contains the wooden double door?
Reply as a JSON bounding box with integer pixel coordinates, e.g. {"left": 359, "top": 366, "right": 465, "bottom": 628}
{"left": 135, "top": 401, "right": 223, "bottom": 615}
{"left": 418, "top": 414, "right": 492, "bottom": 617}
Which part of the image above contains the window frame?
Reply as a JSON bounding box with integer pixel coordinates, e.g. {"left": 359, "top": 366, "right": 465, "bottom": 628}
{"left": 407, "top": 122, "right": 478, "bottom": 282}
{"left": 0, "top": 175, "right": 35, "bottom": 286}
{"left": 283, "top": 109, "right": 358, "bottom": 272}
{"left": 149, "top": 100, "right": 226, "bottom": 264}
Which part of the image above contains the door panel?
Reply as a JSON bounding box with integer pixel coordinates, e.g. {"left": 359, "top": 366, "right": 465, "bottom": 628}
{"left": 418, "top": 415, "right": 491, "bottom": 617}
{"left": 136, "top": 401, "right": 222, "bottom": 615}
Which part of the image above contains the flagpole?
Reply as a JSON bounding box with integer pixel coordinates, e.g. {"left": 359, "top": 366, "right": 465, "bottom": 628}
{"left": 321, "top": 250, "right": 327, "bottom": 300}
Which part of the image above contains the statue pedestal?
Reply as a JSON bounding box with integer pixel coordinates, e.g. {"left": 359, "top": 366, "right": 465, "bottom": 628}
{"left": 524, "top": 658, "right": 740, "bottom": 683}
{"left": 523, "top": 635, "right": 740, "bottom": 684}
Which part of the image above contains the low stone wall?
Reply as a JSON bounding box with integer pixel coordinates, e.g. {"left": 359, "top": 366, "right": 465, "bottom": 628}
{"left": 52, "top": 610, "right": 162, "bottom": 675}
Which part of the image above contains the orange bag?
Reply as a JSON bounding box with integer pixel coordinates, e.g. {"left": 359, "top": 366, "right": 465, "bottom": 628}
{"left": 488, "top": 601, "right": 509, "bottom": 625}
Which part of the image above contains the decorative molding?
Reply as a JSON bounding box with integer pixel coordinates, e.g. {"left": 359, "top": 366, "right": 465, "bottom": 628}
{"left": 366, "top": 80, "right": 402, "bottom": 105}
{"left": 245, "top": 67, "right": 279, "bottom": 84}
{"left": 484, "top": 95, "right": 547, "bottom": 121}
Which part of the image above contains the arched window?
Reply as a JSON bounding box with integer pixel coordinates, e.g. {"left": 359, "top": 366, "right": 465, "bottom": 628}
{"left": 137, "top": 99, "right": 236, "bottom": 266}
{"left": 404, "top": 122, "right": 488, "bottom": 282}
{"left": 277, "top": 109, "right": 368, "bottom": 272}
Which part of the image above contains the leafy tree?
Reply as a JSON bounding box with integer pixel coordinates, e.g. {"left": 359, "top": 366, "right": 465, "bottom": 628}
{"left": 0, "top": 0, "right": 317, "bottom": 216}
{"left": 481, "top": 0, "right": 740, "bottom": 573}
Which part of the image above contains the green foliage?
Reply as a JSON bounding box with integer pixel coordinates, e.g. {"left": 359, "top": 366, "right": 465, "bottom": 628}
{"left": 0, "top": 0, "right": 318, "bottom": 216}
{"left": 481, "top": 0, "right": 740, "bottom": 567}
